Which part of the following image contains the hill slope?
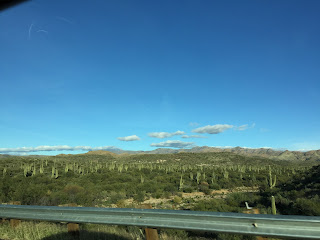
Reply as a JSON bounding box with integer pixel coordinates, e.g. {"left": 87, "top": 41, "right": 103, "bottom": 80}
{"left": 81, "top": 147, "right": 320, "bottom": 162}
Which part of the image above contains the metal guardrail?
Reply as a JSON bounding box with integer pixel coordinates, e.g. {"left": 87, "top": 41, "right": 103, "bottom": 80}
{"left": 1, "top": 204, "right": 320, "bottom": 239}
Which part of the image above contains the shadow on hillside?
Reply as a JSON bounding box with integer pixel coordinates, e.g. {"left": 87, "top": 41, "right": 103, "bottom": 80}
{"left": 41, "top": 230, "right": 132, "bottom": 240}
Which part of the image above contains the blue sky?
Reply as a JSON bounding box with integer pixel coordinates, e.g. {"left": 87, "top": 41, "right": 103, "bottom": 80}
{"left": 1, "top": 0, "right": 320, "bottom": 155}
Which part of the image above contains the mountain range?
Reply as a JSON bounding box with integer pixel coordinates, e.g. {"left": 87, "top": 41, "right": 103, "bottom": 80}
{"left": 1, "top": 146, "right": 319, "bottom": 162}
{"left": 84, "top": 146, "right": 320, "bottom": 162}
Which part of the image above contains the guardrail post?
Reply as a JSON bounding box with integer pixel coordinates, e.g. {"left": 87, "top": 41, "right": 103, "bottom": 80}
{"left": 9, "top": 201, "right": 21, "bottom": 228}
{"left": 140, "top": 204, "right": 159, "bottom": 240}
{"left": 243, "top": 205, "right": 267, "bottom": 240}
{"left": 67, "top": 203, "right": 80, "bottom": 238}
{"left": 0, "top": 216, "right": 6, "bottom": 224}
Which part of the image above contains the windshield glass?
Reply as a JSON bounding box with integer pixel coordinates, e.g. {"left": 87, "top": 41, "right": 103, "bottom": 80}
{"left": 0, "top": 1, "right": 319, "bottom": 239}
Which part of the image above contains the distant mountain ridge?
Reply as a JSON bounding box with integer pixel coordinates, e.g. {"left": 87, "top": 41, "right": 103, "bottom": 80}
{"left": 1, "top": 146, "right": 319, "bottom": 162}
{"left": 85, "top": 146, "right": 320, "bottom": 162}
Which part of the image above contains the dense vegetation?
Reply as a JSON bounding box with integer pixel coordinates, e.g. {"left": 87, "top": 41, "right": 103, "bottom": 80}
{"left": 0, "top": 151, "right": 319, "bottom": 239}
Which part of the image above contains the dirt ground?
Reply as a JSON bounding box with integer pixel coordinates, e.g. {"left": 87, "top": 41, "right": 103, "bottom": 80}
{"left": 106, "top": 186, "right": 259, "bottom": 208}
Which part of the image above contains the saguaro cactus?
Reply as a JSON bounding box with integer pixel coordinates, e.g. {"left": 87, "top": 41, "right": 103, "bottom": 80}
{"left": 40, "top": 162, "right": 44, "bottom": 174}
{"left": 211, "top": 171, "right": 215, "bottom": 181}
{"left": 223, "top": 170, "right": 229, "bottom": 179}
{"left": 32, "top": 163, "right": 36, "bottom": 176}
{"left": 189, "top": 172, "right": 194, "bottom": 180}
{"left": 24, "top": 166, "right": 28, "bottom": 177}
{"left": 196, "top": 172, "right": 201, "bottom": 184}
{"left": 65, "top": 163, "right": 69, "bottom": 173}
{"left": 118, "top": 164, "right": 123, "bottom": 173}
{"left": 179, "top": 175, "right": 184, "bottom": 190}
{"left": 271, "top": 196, "right": 277, "bottom": 215}
{"left": 51, "top": 167, "right": 55, "bottom": 178}
{"left": 268, "top": 166, "right": 276, "bottom": 189}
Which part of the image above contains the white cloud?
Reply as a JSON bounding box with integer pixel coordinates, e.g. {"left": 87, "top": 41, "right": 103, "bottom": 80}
{"left": 236, "top": 123, "right": 255, "bottom": 131}
{"left": 148, "top": 130, "right": 185, "bottom": 138}
{"left": 117, "top": 135, "right": 140, "bottom": 141}
{"left": 150, "top": 140, "right": 194, "bottom": 148}
{"left": 192, "top": 124, "right": 233, "bottom": 134}
{"left": 0, "top": 145, "right": 121, "bottom": 153}
{"left": 291, "top": 142, "right": 320, "bottom": 151}
{"left": 189, "top": 122, "right": 200, "bottom": 127}
{"left": 236, "top": 124, "right": 248, "bottom": 131}
{"left": 181, "top": 135, "right": 207, "bottom": 139}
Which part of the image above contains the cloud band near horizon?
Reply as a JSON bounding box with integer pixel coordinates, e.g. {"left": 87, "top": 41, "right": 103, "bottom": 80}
{"left": 150, "top": 140, "right": 194, "bottom": 148}
{"left": 0, "top": 145, "right": 120, "bottom": 153}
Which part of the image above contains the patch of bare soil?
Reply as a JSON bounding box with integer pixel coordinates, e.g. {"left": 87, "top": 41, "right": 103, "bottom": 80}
{"left": 181, "top": 186, "right": 258, "bottom": 199}
{"left": 138, "top": 186, "right": 259, "bottom": 206}
{"left": 143, "top": 197, "right": 173, "bottom": 205}
{"left": 99, "top": 186, "right": 259, "bottom": 208}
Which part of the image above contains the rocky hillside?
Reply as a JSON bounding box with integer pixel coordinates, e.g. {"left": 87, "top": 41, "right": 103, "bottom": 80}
{"left": 85, "top": 146, "right": 320, "bottom": 162}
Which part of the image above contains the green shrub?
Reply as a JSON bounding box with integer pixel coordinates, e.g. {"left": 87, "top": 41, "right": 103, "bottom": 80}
{"left": 210, "top": 183, "right": 221, "bottom": 190}
{"left": 109, "top": 191, "right": 126, "bottom": 204}
{"left": 173, "top": 196, "right": 182, "bottom": 204}
{"left": 133, "top": 191, "right": 145, "bottom": 203}
{"left": 183, "top": 186, "right": 193, "bottom": 193}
